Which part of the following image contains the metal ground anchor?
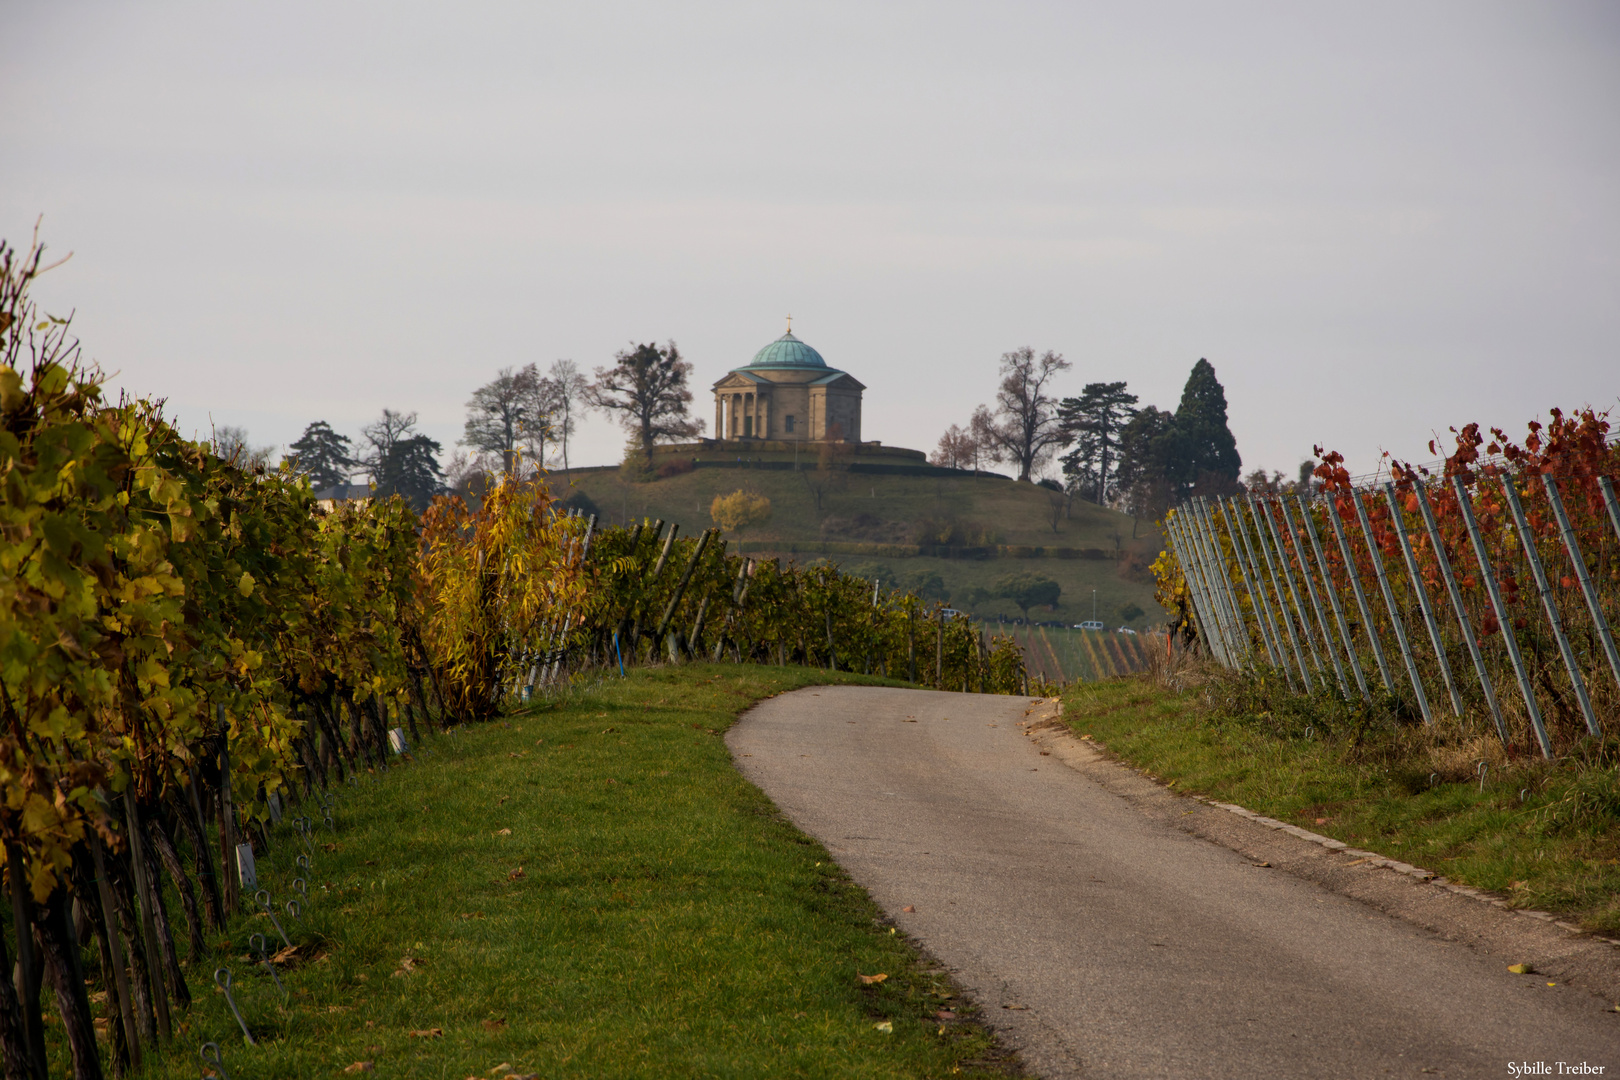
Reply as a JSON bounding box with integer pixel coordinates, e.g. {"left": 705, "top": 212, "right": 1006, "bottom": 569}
{"left": 250, "top": 932, "right": 288, "bottom": 1002}
{"left": 200, "top": 1041, "right": 233, "bottom": 1079}
{"left": 255, "top": 889, "right": 294, "bottom": 949}
{"left": 213, "top": 968, "right": 256, "bottom": 1045}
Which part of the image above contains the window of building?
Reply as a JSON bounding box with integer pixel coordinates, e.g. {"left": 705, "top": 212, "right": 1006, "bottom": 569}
{"left": 785, "top": 415, "right": 796, "bottom": 433}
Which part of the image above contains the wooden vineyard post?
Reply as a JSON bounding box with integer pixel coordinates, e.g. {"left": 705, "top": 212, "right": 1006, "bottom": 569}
{"left": 935, "top": 612, "right": 943, "bottom": 688}
{"left": 122, "top": 794, "right": 171, "bottom": 1039}
{"left": 90, "top": 839, "right": 140, "bottom": 1069}
{"left": 217, "top": 728, "right": 240, "bottom": 917}
{"left": 7, "top": 841, "right": 47, "bottom": 1079}
{"left": 907, "top": 604, "right": 917, "bottom": 684}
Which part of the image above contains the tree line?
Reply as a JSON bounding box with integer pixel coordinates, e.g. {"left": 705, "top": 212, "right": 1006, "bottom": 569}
{"left": 930, "top": 348, "right": 1310, "bottom": 520}
{"left": 260, "top": 341, "right": 702, "bottom": 506}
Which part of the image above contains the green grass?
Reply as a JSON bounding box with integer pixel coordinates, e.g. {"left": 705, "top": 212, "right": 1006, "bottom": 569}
{"left": 1061, "top": 674, "right": 1620, "bottom": 935}
{"left": 116, "top": 666, "right": 1012, "bottom": 1078}
{"left": 551, "top": 465, "right": 1164, "bottom": 627}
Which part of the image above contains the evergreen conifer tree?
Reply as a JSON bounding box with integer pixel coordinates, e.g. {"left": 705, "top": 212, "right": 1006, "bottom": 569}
{"left": 1171, "top": 358, "right": 1241, "bottom": 495}
{"left": 287, "top": 420, "right": 353, "bottom": 490}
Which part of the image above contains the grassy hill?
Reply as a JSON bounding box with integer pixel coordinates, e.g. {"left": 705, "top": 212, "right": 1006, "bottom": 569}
{"left": 545, "top": 457, "right": 1167, "bottom": 629}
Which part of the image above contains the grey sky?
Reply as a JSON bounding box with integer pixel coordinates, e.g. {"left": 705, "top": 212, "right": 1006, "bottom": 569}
{"left": 4, "top": 1, "right": 1616, "bottom": 479}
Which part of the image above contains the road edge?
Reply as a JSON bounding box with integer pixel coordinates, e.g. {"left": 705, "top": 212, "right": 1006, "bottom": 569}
{"left": 1019, "top": 697, "right": 1620, "bottom": 1008}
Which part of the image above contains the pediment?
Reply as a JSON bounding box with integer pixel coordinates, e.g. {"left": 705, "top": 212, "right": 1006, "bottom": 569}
{"left": 712, "top": 372, "right": 766, "bottom": 390}
{"left": 811, "top": 372, "right": 865, "bottom": 392}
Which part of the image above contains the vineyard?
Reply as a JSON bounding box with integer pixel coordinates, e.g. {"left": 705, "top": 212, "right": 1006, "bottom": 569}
{"left": 1157, "top": 410, "right": 1620, "bottom": 762}
{"left": 1004, "top": 625, "right": 1162, "bottom": 684}
{"left": 0, "top": 237, "right": 1035, "bottom": 1078}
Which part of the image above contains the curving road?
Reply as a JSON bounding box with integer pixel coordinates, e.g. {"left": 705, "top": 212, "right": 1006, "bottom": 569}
{"left": 728, "top": 686, "right": 1620, "bottom": 1079}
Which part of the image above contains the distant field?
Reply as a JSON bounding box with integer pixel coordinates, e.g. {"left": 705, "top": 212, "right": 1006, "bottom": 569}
{"left": 546, "top": 462, "right": 1167, "bottom": 628}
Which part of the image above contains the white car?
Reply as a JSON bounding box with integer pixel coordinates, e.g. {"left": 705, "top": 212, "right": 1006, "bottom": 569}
{"left": 1074, "top": 620, "right": 1105, "bottom": 631}
{"left": 1116, "top": 627, "right": 1138, "bottom": 635}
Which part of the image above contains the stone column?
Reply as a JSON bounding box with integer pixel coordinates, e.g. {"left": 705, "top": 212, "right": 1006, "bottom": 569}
{"left": 715, "top": 396, "right": 723, "bottom": 440}
{"left": 760, "top": 394, "right": 770, "bottom": 440}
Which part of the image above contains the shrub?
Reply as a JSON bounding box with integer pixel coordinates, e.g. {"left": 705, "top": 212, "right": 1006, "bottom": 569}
{"left": 711, "top": 489, "right": 772, "bottom": 532}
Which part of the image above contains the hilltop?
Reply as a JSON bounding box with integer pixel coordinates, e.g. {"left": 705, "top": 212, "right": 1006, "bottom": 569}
{"left": 544, "top": 445, "right": 1166, "bottom": 629}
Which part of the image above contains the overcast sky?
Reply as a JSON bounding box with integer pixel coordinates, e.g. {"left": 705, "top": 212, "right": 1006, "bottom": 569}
{"left": 3, "top": 2, "right": 1616, "bottom": 480}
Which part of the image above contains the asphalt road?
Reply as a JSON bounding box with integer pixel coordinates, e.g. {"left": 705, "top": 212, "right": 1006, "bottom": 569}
{"left": 728, "top": 685, "right": 1620, "bottom": 1079}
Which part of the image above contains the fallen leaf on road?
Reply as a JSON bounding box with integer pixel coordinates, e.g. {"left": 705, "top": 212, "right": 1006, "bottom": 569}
{"left": 343, "top": 1063, "right": 373, "bottom": 1074}
{"left": 857, "top": 973, "right": 888, "bottom": 985}
{"left": 1251, "top": 862, "right": 1271, "bottom": 868}
{"left": 874, "top": 1021, "right": 893, "bottom": 1033}
{"left": 408, "top": 1028, "right": 443, "bottom": 1038}
{"left": 1508, "top": 963, "right": 1533, "bottom": 974}
{"left": 901, "top": 906, "right": 915, "bottom": 913}
{"left": 1001, "top": 1004, "right": 1029, "bottom": 1011}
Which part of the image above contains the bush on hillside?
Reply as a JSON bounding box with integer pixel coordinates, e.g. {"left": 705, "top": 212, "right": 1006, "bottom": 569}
{"left": 711, "top": 489, "right": 772, "bottom": 533}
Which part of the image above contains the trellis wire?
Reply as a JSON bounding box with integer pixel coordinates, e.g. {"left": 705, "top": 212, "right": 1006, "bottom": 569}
{"left": 1163, "top": 466, "right": 1616, "bottom": 759}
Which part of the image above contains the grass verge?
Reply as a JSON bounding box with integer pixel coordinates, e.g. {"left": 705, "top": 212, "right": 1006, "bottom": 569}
{"left": 117, "top": 665, "right": 1013, "bottom": 1078}
{"left": 1060, "top": 672, "right": 1620, "bottom": 935}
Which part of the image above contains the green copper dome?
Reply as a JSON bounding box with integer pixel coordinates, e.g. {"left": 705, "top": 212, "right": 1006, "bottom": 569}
{"left": 744, "top": 331, "right": 828, "bottom": 370}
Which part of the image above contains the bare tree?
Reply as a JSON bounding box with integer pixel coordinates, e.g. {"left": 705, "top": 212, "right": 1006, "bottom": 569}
{"left": 547, "top": 358, "right": 588, "bottom": 476}
{"left": 929, "top": 424, "right": 981, "bottom": 470}
{"left": 211, "top": 424, "right": 275, "bottom": 470}
{"left": 970, "top": 347, "right": 1071, "bottom": 482}
{"left": 359, "top": 408, "right": 418, "bottom": 477}
{"left": 587, "top": 341, "right": 704, "bottom": 463}
{"left": 1044, "top": 484, "right": 1067, "bottom": 536}
{"left": 463, "top": 364, "right": 550, "bottom": 477}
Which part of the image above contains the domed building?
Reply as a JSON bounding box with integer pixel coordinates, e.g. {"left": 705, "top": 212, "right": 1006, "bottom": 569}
{"left": 711, "top": 325, "right": 864, "bottom": 443}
